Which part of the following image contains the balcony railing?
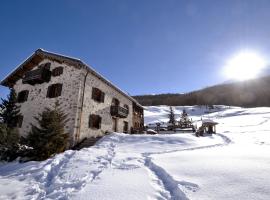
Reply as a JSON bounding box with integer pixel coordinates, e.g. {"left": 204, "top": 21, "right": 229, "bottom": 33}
{"left": 110, "top": 105, "right": 129, "bottom": 118}
{"left": 22, "top": 68, "right": 51, "bottom": 85}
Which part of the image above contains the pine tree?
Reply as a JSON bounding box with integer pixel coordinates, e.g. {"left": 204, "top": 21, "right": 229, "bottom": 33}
{"left": 168, "top": 106, "right": 176, "bottom": 125}
{"left": 26, "top": 101, "right": 69, "bottom": 161}
{"left": 0, "top": 89, "right": 21, "bottom": 161}
{"left": 0, "top": 89, "right": 21, "bottom": 128}
{"left": 179, "top": 109, "right": 192, "bottom": 128}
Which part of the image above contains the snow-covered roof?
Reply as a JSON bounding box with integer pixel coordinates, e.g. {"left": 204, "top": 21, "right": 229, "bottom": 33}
{"left": 1, "top": 49, "right": 142, "bottom": 108}
{"left": 202, "top": 119, "right": 218, "bottom": 125}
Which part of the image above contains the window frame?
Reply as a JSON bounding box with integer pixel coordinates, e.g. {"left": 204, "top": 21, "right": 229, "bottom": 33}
{"left": 89, "top": 114, "right": 102, "bottom": 129}
{"left": 52, "top": 66, "right": 64, "bottom": 77}
{"left": 92, "top": 87, "right": 105, "bottom": 103}
{"left": 17, "top": 90, "right": 29, "bottom": 103}
{"left": 47, "top": 83, "right": 63, "bottom": 98}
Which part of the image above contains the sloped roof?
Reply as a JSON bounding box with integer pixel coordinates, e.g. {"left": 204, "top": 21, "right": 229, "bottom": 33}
{"left": 202, "top": 119, "right": 218, "bottom": 125}
{"left": 1, "top": 49, "right": 142, "bottom": 108}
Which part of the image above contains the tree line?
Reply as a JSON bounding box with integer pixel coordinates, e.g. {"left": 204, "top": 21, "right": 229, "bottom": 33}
{"left": 133, "top": 75, "right": 270, "bottom": 107}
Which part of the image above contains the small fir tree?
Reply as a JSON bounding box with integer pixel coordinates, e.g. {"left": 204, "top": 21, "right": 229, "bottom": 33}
{"left": 0, "top": 89, "right": 21, "bottom": 128}
{"left": 168, "top": 106, "right": 176, "bottom": 125}
{"left": 179, "top": 109, "right": 192, "bottom": 128}
{"left": 0, "top": 89, "right": 21, "bottom": 161}
{"left": 0, "top": 124, "right": 20, "bottom": 161}
{"left": 26, "top": 101, "right": 69, "bottom": 161}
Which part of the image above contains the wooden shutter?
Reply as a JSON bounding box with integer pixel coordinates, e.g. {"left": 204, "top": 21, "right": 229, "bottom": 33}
{"left": 24, "top": 91, "right": 29, "bottom": 102}
{"left": 47, "top": 84, "right": 62, "bottom": 98}
{"left": 92, "top": 88, "right": 104, "bottom": 103}
{"left": 52, "top": 67, "right": 63, "bottom": 76}
{"left": 89, "top": 115, "right": 93, "bottom": 128}
{"left": 89, "top": 114, "right": 101, "bottom": 129}
{"left": 101, "top": 92, "right": 105, "bottom": 102}
{"left": 92, "top": 88, "right": 97, "bottom": 100}
{"left": 98, "top": 116, "right": 101, "bottom": 129}
{"left": 47, "top": 85, "right": 52, "bottom": 98}
{"left": 124, "top": 121, "right": 128, "bottom": 133}
{"left": 18, "top": 90, "right": 29, "bottom": 103}
{"left": 56, "top": 84, "right": 62, "bottom": 97}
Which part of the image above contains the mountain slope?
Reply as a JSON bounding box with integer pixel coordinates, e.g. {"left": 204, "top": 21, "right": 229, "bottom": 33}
{"left": 133, "top": 75, "right": 270, "bottom": 107}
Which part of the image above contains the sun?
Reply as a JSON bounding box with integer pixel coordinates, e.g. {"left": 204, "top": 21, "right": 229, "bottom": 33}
{"left": 224, "top": 51, "right": 267, "bottom": 81}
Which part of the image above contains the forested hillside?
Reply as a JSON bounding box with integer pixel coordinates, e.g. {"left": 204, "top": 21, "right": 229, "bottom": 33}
{"left": 133, "top": 75, "right": 270, "bottom": 107}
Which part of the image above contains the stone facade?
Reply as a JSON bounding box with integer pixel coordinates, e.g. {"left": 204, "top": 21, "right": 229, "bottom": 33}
{"left": 13, "top": 59, "right": 82, "bottom": 143}
{"left": 79, "top": 71, "right": 133, "bottom": 140}
{"left": 1, "top": 49, "right": 144, "bottom": 146}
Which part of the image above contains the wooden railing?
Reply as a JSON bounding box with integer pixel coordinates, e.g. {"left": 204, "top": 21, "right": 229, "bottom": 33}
{"left": 110, "top": 105, "right": 129, "bottom": 118}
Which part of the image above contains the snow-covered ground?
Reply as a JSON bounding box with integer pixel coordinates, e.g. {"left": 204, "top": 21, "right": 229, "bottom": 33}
{"left": 1, "top": 105, "right": 270, "bottom": 200}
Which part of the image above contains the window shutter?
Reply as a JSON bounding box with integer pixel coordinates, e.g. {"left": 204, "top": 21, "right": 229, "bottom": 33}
{"left": 24, "top": 91, "right": 29, "bottom": 102}
{"left": 47, "top": 85, "right": 52, "bottom": 98}
{"left": 98, "top": 116, "right": 101, "bottom": 129}
{"left": 89, "top": 115, "right": 93, "bottom": 128}
{"left": 101, "top": 92, "right": 105, "bottom": 102}
{"left": 92, "top": 88, "right": 97, "bottom": 100}
{"left": 52, "top": 67, "right": 63, "bottom": 76}
{"left": 56, "top": 84, "right": 62, "bottom": 97}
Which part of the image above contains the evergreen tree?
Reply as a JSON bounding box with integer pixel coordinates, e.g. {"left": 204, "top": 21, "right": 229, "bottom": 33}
{"left": 0, "top": 89, "right": 21, "bottom": 161}
{"left": 168, "top": 106, "right": 176, "bottom": 125}
{"left": 179, "top": 109, "right": 192, "bottom": 128}
{"left": 0, "top": 89, "right": 21, "bottom": 128}
{"left": 0, "top": 124, "right": 20, "bottom": 161}
{"left": 26, "top": 101, "right": 69, "bottom": 161}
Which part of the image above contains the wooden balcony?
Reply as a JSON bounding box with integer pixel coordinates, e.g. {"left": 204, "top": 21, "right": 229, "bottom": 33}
{"left": 22, "top": 68, "right": 51, "bottom": 85}
{"left": 110, "top": 105, "right": 129, "bottom": 118}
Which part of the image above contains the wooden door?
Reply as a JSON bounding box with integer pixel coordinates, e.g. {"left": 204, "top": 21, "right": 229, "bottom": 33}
{"left": 112, "top": 117, "right": 118, "bottom": 132}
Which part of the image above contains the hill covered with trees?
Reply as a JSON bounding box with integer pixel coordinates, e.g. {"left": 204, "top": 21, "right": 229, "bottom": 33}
{"left": 133, "top": 75, "right": 270, "bottom": 107}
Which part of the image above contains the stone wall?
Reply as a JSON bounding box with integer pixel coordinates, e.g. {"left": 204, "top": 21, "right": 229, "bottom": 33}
{"left": 13, "top": 59, "right": 83, "bottom": 144}
{"left": 79, "top": 71, "right": 133, "bottom": 140}
{"left": 12, "top": 57, "right": 136, "bottom": 145}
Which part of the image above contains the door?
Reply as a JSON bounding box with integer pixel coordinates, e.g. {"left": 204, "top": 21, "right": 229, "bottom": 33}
{"left": 112, "top": 117, "right": 118, "bottom": 132}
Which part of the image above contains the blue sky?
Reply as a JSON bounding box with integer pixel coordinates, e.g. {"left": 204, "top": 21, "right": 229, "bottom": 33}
{"left": 1, "top": 0, "right": 270, "bottom": 99}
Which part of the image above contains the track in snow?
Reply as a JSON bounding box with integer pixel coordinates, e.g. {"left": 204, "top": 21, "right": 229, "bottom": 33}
{"left": 142, "top": 133, "right": 232, "bottom": 200}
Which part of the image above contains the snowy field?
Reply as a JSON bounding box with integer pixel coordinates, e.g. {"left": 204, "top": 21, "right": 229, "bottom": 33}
{"left": 1, "top": 105, "right": 270, "bottom": 200}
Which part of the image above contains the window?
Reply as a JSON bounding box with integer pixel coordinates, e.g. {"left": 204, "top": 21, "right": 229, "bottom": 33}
{"left": 123, "top": 121, "right": 128, "bottom": 133}
{"left": 52, "top": 67, "right": 63, "bottom": 77}
{"left": 124, "top": 104, "right": 129, "bottom": 114}
{"left": 92, "top": 87, "right": 105, "bottom": 102}
{"left": 17, "top": 90, "right": 29, "bottom": 103}
{"left": 47, "top": 83, "right": 62, "bottom": 98}
{"left": 112, "top": 98, "right": 119, "bottom": 106}
{"left": 89, "top": 114, "right": 101, "bottom": 129}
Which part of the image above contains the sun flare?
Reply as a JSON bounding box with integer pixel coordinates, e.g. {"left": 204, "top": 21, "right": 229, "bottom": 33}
{"left": 224, "top": 51, "right": 266, "bottom": 81}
